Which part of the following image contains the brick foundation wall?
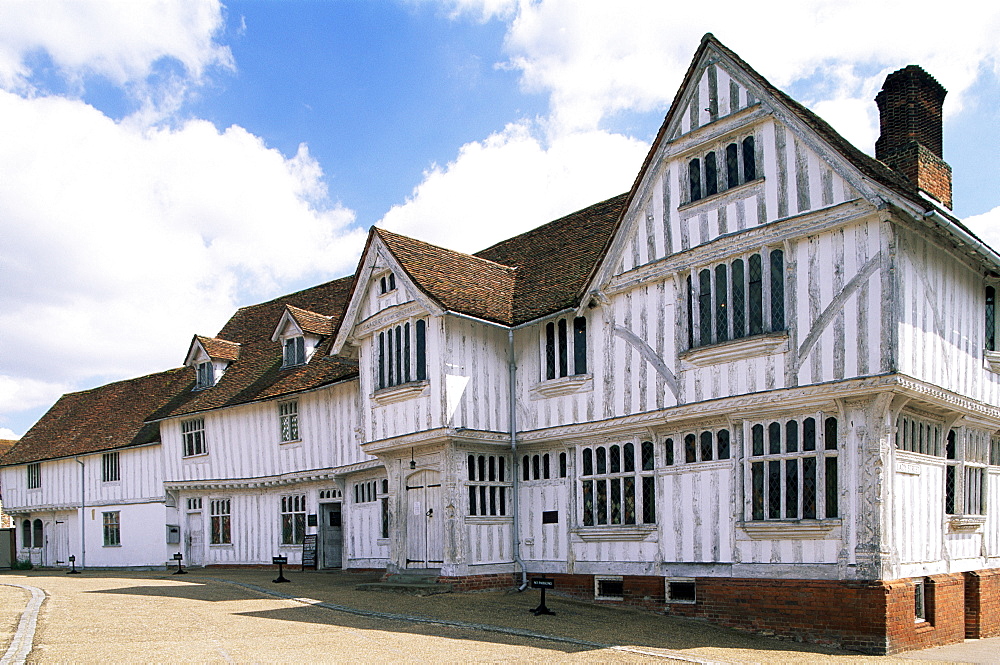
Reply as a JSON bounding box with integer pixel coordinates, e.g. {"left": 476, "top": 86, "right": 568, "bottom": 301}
{"left": 437, "top": 572, "right": 516, "bottom": 592}
{"left": 965, "top": 569, "right": 1000, "bottom": 639}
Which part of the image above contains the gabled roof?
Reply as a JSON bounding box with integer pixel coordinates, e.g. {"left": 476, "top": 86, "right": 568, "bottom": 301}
{"left": 149, "top": 276, "right": 358, "bottom": 421}
{"left": 376, "top": 228, "right": 518, "bottom": 325}
{"left": 0, "top": 369, "right": 192, "bottom": 466}
{"left": 186, "top": 335, "right": 241, "bottom": 365}
{"left": 271, "top": 305, "right": 335, "bottom": 342}
{"left": 0, "top": 439, "right": 17, "bottom": 457}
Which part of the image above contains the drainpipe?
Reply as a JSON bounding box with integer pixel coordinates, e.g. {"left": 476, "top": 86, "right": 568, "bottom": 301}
{"left": 75, "top": 457, "right": 85, "bottom": 569}
{"left": 509, "top": 329, "right": 528, "bottom": 591}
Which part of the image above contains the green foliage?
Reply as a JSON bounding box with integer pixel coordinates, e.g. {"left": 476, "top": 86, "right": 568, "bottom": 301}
{"left": 11, "top": 558, "right": 33, "bottom": 570}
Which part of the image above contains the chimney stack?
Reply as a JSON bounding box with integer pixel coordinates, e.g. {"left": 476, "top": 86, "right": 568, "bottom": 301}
{"left": 875, "top": 65, "right": 952, "bottom": 209}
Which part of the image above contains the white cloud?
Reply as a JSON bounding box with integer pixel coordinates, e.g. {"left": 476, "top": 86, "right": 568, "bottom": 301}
{"left": 0, "top": 428, "right": 20, "bottom": 440}
{"left": 379, "top": 121, "right": 647, "bottom": 252}
{"left": 0, "top": 89, "right": 365, "bottom": 397}
{"left": 963, "top": 206, "right": 1000, "bottom": 255}
{"left": 0, "top": 0, "right": 232, "bottom": 91}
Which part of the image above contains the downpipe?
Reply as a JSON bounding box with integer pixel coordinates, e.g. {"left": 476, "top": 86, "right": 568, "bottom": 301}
{"left": 509, "top": 329, "right": 528, "bottom": 591}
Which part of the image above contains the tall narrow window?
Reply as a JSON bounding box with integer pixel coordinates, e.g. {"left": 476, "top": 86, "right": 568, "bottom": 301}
{"left": 573, "top": 317, "right": 587, "bottom": 374}
{"left": 32, "top": 519, "right": 42, "bottom": 548}
{"left": 987, "top": 286, "right": 996, "bottom": 352}
{"left": 210, "top": 499, "right": 231, "bottom": 544}
{"left": 102, "top": 452, "right": 120, "bottom": 482}
{"left": 283, "top": 336, "right": 306, "bottom": 367}
{"left": 21, "top": 520, "right": 30, "bottom": 549}
{"left": 748, "top": 253, "right": 763, "bottom": 335}
{"left": 704, "top": 151, "right": 718, "bottom": 196}
{"left": 545, "top": 322, "right": 555, "bottom": 380}
{"left": 26, "top": 462, "right": 40, "bottom": 489}
{"left": 557, "top": 319, "right": 568, "bottom": 377}
{"left": 181, "top": 418, "right": 206, "bottom": 457}
{"left": 280, "top": 495, "right": 306, "bottom": 545}
{"left": 715, "top": 263, "right": 728, "bottom": 342}
{"left": 415, "top": 319, "right": 426, "bottom": 381}
{"left": 103, "top": 511, "right": 121, "bottom": 546}
{"left": 731, "top": 259, "right": 745, "bottom": 339}
{"left": 699, "top": 269, "right": 712, "bottom": 344}
{"left": 279, "top": 401, "right": 299, "bottom": 442}
{"left": 378, "top": 320, "right": 426, "bottom": 388}
{"left": 726, "top": 143, "right": 739, "bottom": 188}
{"left": 770, "top": 249, "right": 785, "bottom": 331}
{"left": 689, "top": 158, "right": 702, "bottom": 202}
{"left": 742, "top": 136, "right": 756, "bottom": 181}
{"left": 196, "top": 361, "right": 214, "bottom": 389}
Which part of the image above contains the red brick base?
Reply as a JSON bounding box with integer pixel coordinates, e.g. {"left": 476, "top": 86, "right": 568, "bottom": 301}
{"left": 965, "top": 569, "right": 1000, "bottom": 639}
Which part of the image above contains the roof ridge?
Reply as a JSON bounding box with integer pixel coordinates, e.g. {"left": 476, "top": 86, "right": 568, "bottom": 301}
{"left": 58, "top": 367, "right": 188, "bottom": 399}
{"left": 374, "top": 227, "right": 519, "bottom": 273}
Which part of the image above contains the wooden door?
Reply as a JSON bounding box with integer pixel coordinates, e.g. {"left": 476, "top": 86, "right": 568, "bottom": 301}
{"left": 405, "top": 470, "right": 444, "bottom": 568}
{"left": 53, "top": 519, "right": 69, "bottom": 566}
{"left": 320, "top": 503, "right": 343, "bottom": 569}
{"left": 185, "top": 512, "right": 204, "bottom": 566}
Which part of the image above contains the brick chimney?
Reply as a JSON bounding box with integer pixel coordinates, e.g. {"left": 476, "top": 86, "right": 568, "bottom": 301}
{"left": 875, "top": 65, "right": 952, "bottom": 209}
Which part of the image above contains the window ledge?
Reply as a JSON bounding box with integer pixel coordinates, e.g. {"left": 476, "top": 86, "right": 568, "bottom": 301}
{"left": 738, "top": 519, "right": 840, "bottom": 540}
{"left": 182, "top": 453, "right": 210, "bottom": 461}
{"left": 372, "top": 380, "right": 429, "bottom": 405}
{"left": 681, "top": 332, "right": 789, "bottom": 368}
{"left": 574, "top": 525, "right": 656, "bottom": 542}
{"left": 531, "top": 374, "right": 593, "bottom": 399}
{"left": 948, "top": 515, "right": 986, "bottom": 533}
{"left": 985, "top": 350, "right": 1000, "bottom": 373}
{"left": 279, "top": 439, "right": 302, "bottom": 446}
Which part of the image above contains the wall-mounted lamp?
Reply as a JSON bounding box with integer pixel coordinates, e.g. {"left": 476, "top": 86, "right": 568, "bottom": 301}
{"left": 410, "top": 448, "right": 416, "bottom": 469}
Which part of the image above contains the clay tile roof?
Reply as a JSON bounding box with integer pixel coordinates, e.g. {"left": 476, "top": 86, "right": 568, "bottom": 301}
{"left": 376, "top": 228, "right": 518, "bottom": 325}
{"left": 195, "top": 335, "right": 241, "bottom": 362}
{"left": 286, "top": 305, "right": 335, "bottom": 336}
{"left": 0, "top": 439, "right": 17, "bottom": 457}
{"left": 149, "top": 276, "right": 358, "bottom": 421}
{"left": 475, "top": 193, "right": 627, "bottom": 324}
{"left": 0, "top": 368, "right": 192, "bottom": 466}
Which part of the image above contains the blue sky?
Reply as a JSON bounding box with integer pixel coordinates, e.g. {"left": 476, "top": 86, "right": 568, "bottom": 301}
{"left": 1, "top": 0, "right": 999, "bottom": 438}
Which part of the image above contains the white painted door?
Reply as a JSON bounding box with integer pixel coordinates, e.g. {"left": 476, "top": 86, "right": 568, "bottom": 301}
{"left": 320, "top": 503, "right": 343, "bottom": 569}
{"left": 185, "top": 512, "right": 204, "bottom": 566}
{"left": 405, "top": 470, "right": 444, "bottom": 568}
{"left": 53, "top": 520, "right": 69, "bottom": 566}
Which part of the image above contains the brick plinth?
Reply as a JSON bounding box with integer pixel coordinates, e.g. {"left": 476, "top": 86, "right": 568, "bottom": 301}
{"left": 437, "top": 572, "right": 516, "bottom": 592}
{"left": 965, "top": 569, "right": 1000, "bottom": 638}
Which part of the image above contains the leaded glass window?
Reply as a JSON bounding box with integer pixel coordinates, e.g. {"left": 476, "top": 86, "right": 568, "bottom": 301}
{"left": 580, "top": 442, "right": 655, "bottom": 527}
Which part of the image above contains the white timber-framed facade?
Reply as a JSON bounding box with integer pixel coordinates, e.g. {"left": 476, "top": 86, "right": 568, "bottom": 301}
{"left": 3, "top": 34, "right": 1000, "bottom": 654}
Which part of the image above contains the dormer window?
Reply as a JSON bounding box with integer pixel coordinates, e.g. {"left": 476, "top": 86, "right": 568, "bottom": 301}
{"left": 195, "top": 361, "right": 215, "bottom": 389}
{"left": 283, "top": 336, "right": 306, "bottom": 367}
{"left": 379, "top": 272, "right": 397, "bottom": 294}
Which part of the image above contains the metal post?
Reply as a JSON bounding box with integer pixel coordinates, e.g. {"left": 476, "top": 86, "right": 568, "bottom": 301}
{"left": 172, "top": 552, "right": 186, "bottom": 574}
{"left": 272, "top": 555, "right": 290, "bottom": 583}
{"left": 67, "top": 554, "right": 79, "bottom": 574}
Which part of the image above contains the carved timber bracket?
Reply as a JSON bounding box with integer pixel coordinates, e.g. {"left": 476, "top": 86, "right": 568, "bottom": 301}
{"left": 794, "top": 250, "right": 882, "bottom": 376}
{"left": 613, "top": 326, "right": 679, "bottom": 400}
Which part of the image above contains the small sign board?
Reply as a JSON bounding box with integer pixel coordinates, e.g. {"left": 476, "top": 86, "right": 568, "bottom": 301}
{"left": 307, "top": 514, "right": 318, "bottom": 527}
{"left": 301, "top": 534, "right": 318, "bottom": 570}
{"left": 172, "top": 552, "right": 183, "bottom": 561}
{"left": 272, "top": 555, "right": 288, "bottom": 565}
{"left": 531, "top": 577, "right": 554, "bottom": 589}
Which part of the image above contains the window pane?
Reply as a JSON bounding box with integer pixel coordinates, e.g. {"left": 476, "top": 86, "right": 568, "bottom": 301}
{"left": 768, "top": 422, "right": 781, "bottom": 454}
{"left": 786, "top": 420, "right": 799, "bottom": 453}
{"left": 687, "top": 275, "right": 695, "bottom": 348}
{"left": 378, "top": 332, "right": 385, "bottom": 389}
{"left": 522, "top": 455, "right": 530, "bottom": 481}
{"left": 825, "top": 457, "right": 839, "bottom": 518}
{"left": 641, "top": 441, "right": 655, "bottom": 471}
{"left": 664, "top": 438, "right": 674, "bottom": 466}
{"left": 559, "top": 453, "right": 566, "bottom": 478}
{"left": 699, "top": 269, "right": 712, "bottom": 344}
{"left": 583, "top": 480, "right": 594, "bottom": 526}
{"left": 803, "top": 458, "right": 817, "bottom": 519}
{"left": 610, "top": 478, "right": 621, "bottom": 524}
{"left": 752, "top": 462, "right": 764, "bottom": 520}
{"left": 685, "top": 434, "right": 697, "bottom": 463}
{"left": 742, "top": 136, "right": 756, "bottom": 181}
{"left": 415, "top": 319, "right": 427, "bottom": 381}
{"left": 749, "top": 254, "right": 763, "bottom": 335}
{"left": 468, "top": 485, "right": 477, "bottom": 515}
{"left": 987, "top": 286, "right": 996, "bottom": 352}
{"left": 543, "top": 453, "right": 550, "bottom": 479}
{"left": 770, "top": 249, "right": 785, "bottom": 330}
{"left": 596, "top": 447, "right": 607, "bottom": 474}
{"left": 545, "top": 322, "right": 555, "bottom": 380}
{"left": 705, "top": 151, "right": 718, "bottom": 196}
{"left": 623, "top": 442, "right": 635, "bottom": 472}
{"left": 824, "top": 417, "right": 838, "bottom": 450}
{"left": 574, "top": 317, "right": 588, "bottom": 374}
{"left": 532, "top": 455, "right": 540, "bottom": 480}
{"left": 726, "top": 143, "right": 739, "bottom": 188}
{"left": 583, "top": 448, "right": 592, "bottom": 476}
{"left": 768, "top": 460, "right": 781, "bottom": 519}
{"left": 558, "top": 318, "right": 568, "bottom": 378}
{"left": 624, "top": 477, "right": 636, "bottom": 524}
{"left": 717, "top": 430, "right": 730, "bottom": 460}
{"left": 689, "top": 158, "right": 702, "bottom": 201}
{"left": 700, "top": 431, "right": 713, "bottom": 461}
{"left": 732, "top": 259, "right": 745, "bottom": 339}
{"left": 642, "top": 476, "right": 656, "bottom": 524}
{"left": 468, "top": 455, "right": 475, "bottom": 481}
{"left": 785, "top": 459, "right": 799, "bottom": 518}
{"left": 803, "top": 418, "right": 816, "bottom": 451}
{"left": 479, "top": 455, "right": 487, "bottom": 481}
{"left": 596, "top": 480, "right": 608, "bottom": 525}
{"left": 716, "top": 263, "right": 728, "bottom": 342}
{"left": 752, "top": 424, "right": 764, "bottom": 456}
{"left": 610, "top": 445, "right": 620, "bottom": 473}
{"left": 404, "top": 322, "right": 411, "bottom": 383}
{"left": 945, "top": 465, "right": 956, "bottom": 514}
{"left": 488, "top": 456, "right": 495, "bottom": 481}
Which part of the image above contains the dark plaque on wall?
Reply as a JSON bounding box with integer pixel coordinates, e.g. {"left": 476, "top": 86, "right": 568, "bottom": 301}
{"left": 301, "top": 534, "right": 318, "bottom": 570}
{"left": 307, "top": 513, "right": 318, "bottom": 527}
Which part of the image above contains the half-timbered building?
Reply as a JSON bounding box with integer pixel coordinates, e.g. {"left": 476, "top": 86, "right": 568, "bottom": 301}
{"left": 3, "top": 34, "right": 1000, "bottom": 653}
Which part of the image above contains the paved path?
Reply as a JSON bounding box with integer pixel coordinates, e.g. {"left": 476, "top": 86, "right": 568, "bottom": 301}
{"left": 0, "top": 568, "right": 995, "bottom": 662}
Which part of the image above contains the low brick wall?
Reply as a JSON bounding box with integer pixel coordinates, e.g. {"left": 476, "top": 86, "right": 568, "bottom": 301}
{"left": 966, "top": 569, "right": 1000, "bottom": 639}
{"left": 437, "top": 572, "right": 516, "bottom": 592}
